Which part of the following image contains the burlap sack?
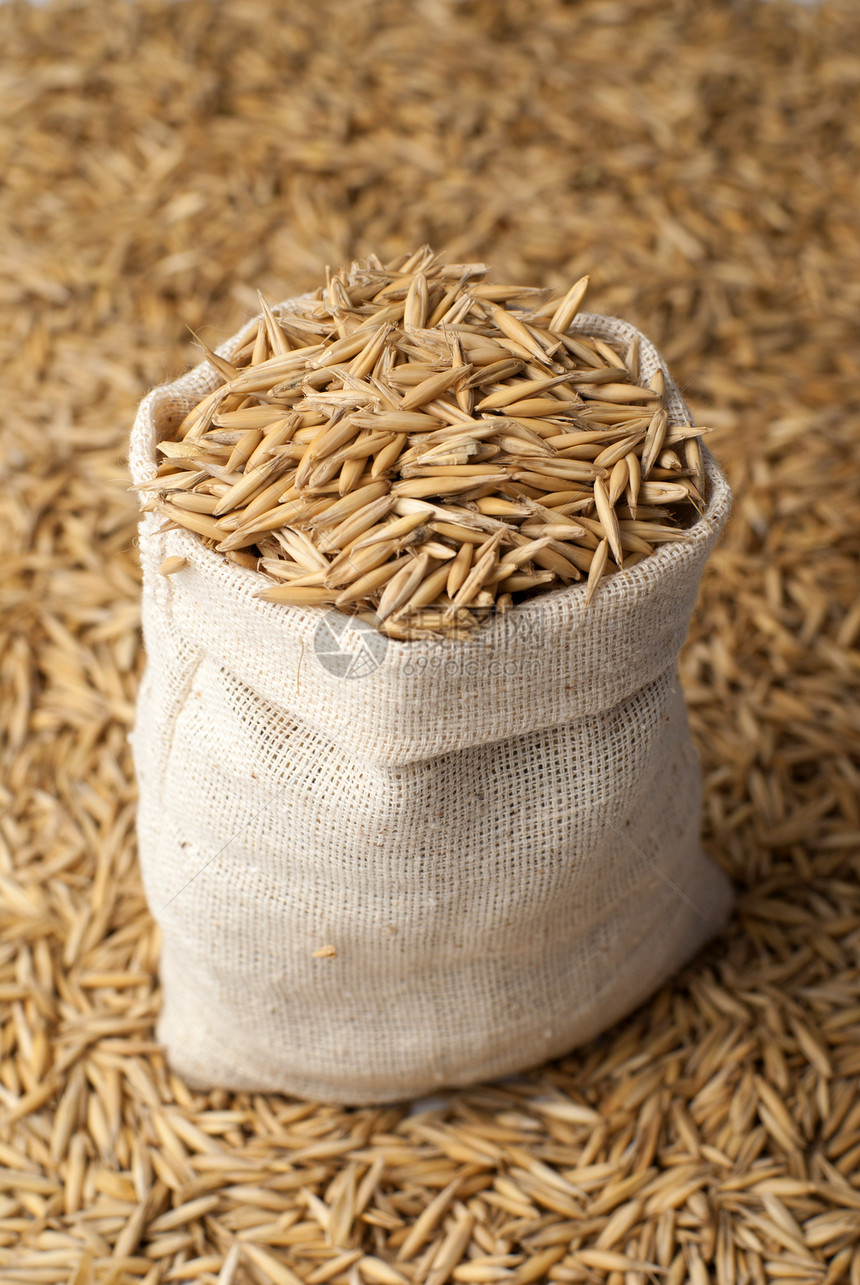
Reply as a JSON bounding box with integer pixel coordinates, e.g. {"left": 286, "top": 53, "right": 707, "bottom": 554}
{"left": 129, "top": 306, "right": 732, "bottom": 1105}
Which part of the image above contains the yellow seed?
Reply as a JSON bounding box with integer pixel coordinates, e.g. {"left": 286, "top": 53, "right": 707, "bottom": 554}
{"left": 609, "top": 457, "right": 629, "bottom": 506}
{"left": 392, "top": 474, "right": 507, "bottom": 499}
{"left": 446, "top": 542, "right": 474, "bottom": 595}
{"left": 157, "top": 503, "right": 223, "bottom": 542}
{"left": 334, "top": 551, "right": 407, "bottom": 604}
{"left": 393, "top": 562, "right": 454, "bottom": 619}
{"left": 593, "top": 477, "right": 624, "bottom": 567}
{"left": 258, "top": 585, "right": 333, "bottom": 606}
{"left": 585, "top": 537, "right": 609, "bottom": 605}
{"left": 377, "top": 553, "right": 431, "bottom": 622}
{"left": 311, "top": 481, "right": 391, "bottom": 527}
{"left": 476, "top": 374, "right": 577, "bottom": 411}
{"left": 487, "top": 302, "right": 549, "bottom": 362}
{"left": 548, "top": 274, "right": 590, "bottom": 333}
{"left": 213, "top": 455, "right": 292, "bottom": 516}
{"left": 641, "top": 408, "right": 670, "bottom": 479}
{"left": 404, "top": 272, "right": 430, "bottom": 329}
{"left": 496, "top": 570, "right": 555, "bottom": 593}
{"left": 158, "top": 556, "right": 187, "bottom": 577}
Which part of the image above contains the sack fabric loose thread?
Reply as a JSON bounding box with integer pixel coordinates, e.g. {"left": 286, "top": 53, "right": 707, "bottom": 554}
{"left": 130, "top": 305, "right": 732, "bottom": 1105}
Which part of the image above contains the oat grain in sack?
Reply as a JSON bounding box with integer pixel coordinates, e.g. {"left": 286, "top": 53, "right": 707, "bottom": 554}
{"left": 130, "top": 266, "right": 732, "bottom": 1104}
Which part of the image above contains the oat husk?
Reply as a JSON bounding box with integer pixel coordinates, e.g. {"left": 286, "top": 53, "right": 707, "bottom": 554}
{"left": 2, "top": 0, "right": 860, "bottom": 1281}
{"left": 139, "top": 256, "right": 707, "bottom": 641}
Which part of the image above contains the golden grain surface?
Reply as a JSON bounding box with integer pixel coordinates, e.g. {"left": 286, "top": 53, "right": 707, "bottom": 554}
{"left": 143, "top": 254, "right": 703, "bottom": 635}
{"left": 2, "top": 1, "right": 860, "bottom": 1282}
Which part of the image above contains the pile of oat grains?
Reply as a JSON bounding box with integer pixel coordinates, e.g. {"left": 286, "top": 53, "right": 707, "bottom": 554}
{"left": 143, "top": 249, "right": 709, "bottom": 638}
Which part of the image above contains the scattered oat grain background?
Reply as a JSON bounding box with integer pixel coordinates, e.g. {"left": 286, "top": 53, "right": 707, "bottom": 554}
{"left": 2, "top": 0, "right": 860, "bottom": 1282}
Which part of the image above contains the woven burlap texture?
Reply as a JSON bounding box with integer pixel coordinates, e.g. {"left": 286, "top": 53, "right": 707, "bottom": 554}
{"left": 130, "top": 306, "right": 733, "bottom": 1105}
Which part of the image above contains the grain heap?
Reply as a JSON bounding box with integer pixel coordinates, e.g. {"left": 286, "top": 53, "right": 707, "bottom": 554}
{"left": 139, "top": 249, "right": 707, "bottom": 638}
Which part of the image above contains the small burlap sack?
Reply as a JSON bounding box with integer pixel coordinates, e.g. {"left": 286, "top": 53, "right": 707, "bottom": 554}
{"left": 130, "top": 306, "right": 732, "bottom": 1105}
